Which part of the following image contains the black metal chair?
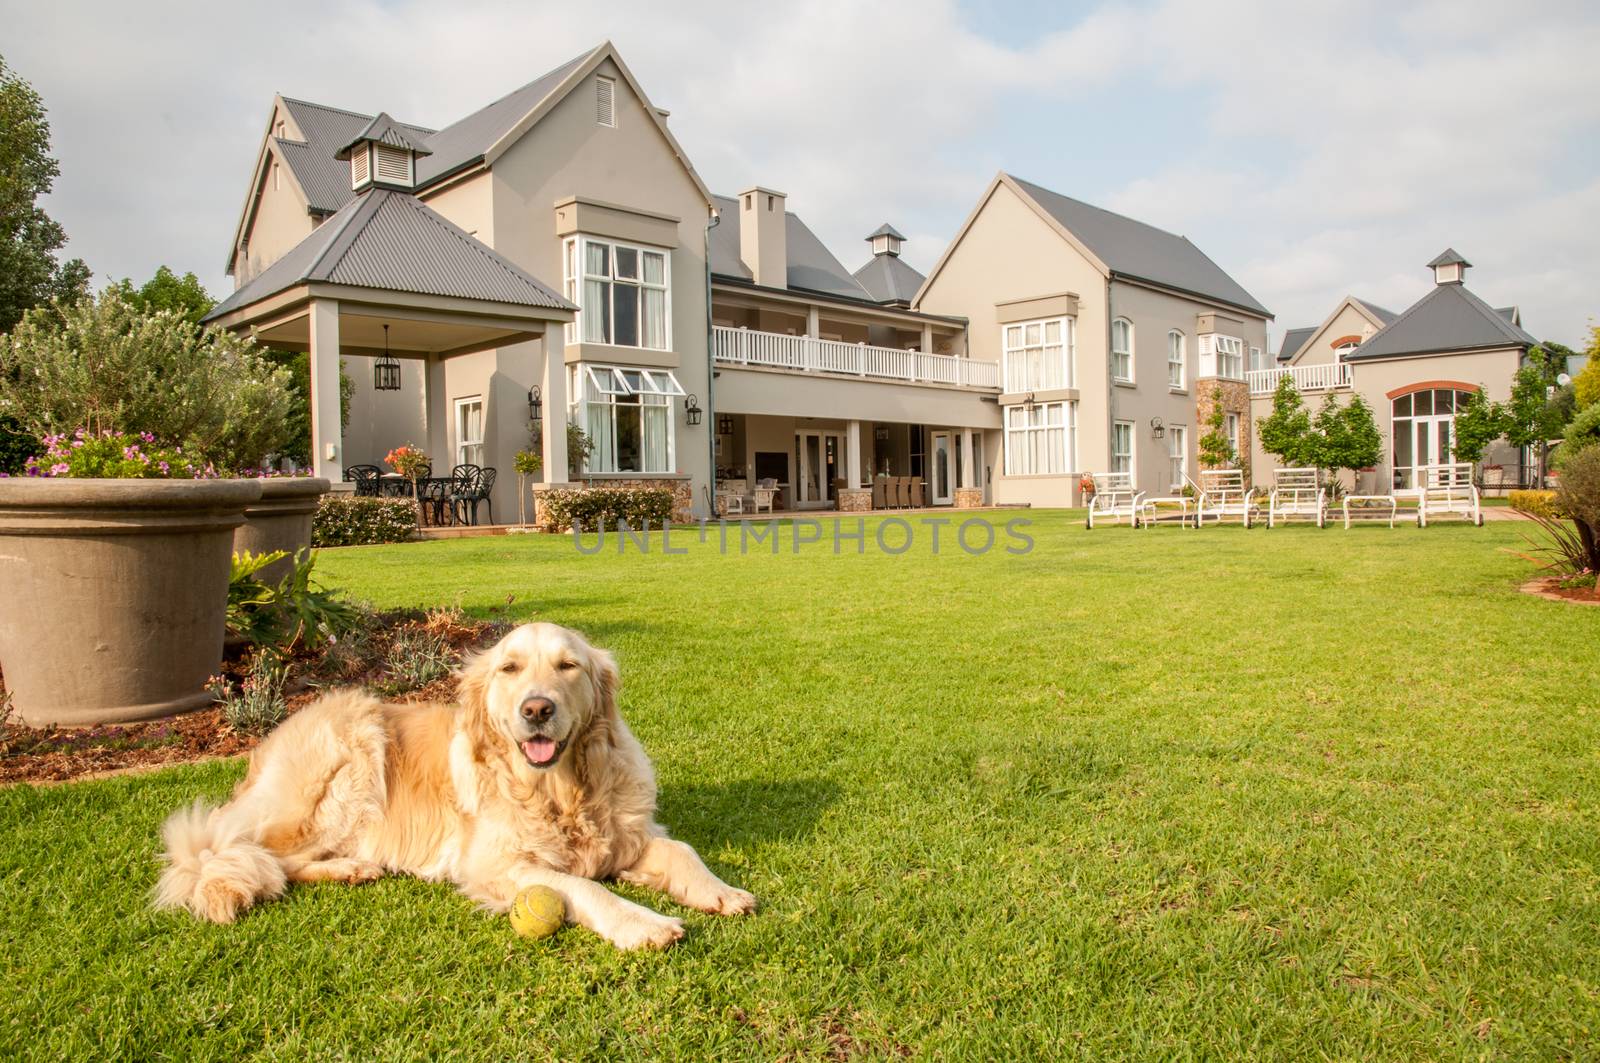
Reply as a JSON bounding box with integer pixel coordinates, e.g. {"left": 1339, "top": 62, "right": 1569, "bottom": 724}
{"left": 450, "top": 466, "right": 497, "bottom": 526}
{"left": 417, "top": 477, "right": 451, "bottom": 526}
{"left": 344, "top": 464, "right": 382, "bottom": 497}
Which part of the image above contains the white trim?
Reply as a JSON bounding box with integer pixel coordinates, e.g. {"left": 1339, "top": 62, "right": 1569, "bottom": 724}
{"left": 596, "top": 75, "right": 616, "bottom": 128}
{"left": 1003, "top": 401, "right": 1073, "bottom": 477}
{"left": 1112, "top": 419, "right": 1135, "bottom": 479}
{"left": 1111, "top": 318, "right": 1134, "bottom": 383}
{"left": 1001, "top": 316, "right": 1074, "bottom": 392}
{"left": 564, "top": 234, "right": 672, "bottom": 351}
{"left": 1167, "top": 330, "right": 1186, "bottom": 389}
{"left": 454, "top": 395, "right": 485, "bottom": 468}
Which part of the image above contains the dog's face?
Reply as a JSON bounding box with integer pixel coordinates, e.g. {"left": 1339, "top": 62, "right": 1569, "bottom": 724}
{"left": 463, "top": 623, "right": 618, "bottom": 771}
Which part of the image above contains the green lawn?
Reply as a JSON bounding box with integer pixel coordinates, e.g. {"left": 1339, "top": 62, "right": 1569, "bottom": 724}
{"left": 4, "top": 512, "right": 1598, "bottom": 1059}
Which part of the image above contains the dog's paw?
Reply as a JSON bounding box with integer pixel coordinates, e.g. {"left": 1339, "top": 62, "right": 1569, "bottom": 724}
{"left": 343, "top": 862, "right": 384, "bottom": 885}
{"left": 693, "top": 884, "right": 756, "bottom": 916}
{"left": 606, "top": 909, "right": 685, "bottom": 951}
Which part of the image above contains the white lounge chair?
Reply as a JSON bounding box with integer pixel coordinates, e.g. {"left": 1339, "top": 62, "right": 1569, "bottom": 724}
{"left": 1086, "top": 472, "right": 1145, "bottom": 529}
{"left": 1417, "top": 463, "right": 1482, "bottom": 527}
{"left": 1190, "top": 469, "right": 1260, "bottom": 528}
{"left": 1268, "top": 467, "right": 1326, "bottom": 528}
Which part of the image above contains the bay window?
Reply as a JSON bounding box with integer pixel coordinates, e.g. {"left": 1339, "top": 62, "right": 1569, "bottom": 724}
{"left": 569, "top": 364, "right": 685, "bottom": 473}
{"left": 1004, "top": 401, "right": 1075, "bottom": 476}
{"left": 1200, "top": 334, "right": 1245, "bottom": 380}
{"left": 1002, "top": 317, "right": 1074, "bottom": 392}
{"left": 563, "top": 236, "right": 670, "bottom": 350}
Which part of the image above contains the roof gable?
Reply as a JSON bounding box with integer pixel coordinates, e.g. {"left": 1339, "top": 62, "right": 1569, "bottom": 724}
{"left": 207, "top": 189, "right": 572, "bottom": 320}
{"left": 277, "top": 97, "right": 434, "bottom": 212}
{"left": 1345, "top": 281, "right": 1536, "bottom": 361}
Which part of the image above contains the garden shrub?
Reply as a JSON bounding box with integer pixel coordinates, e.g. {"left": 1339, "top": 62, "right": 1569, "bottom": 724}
{"left": 312, "top": 495, "right": 418, "bottom": 546}
{"left": 1509, "top": 490, "right": 1562, "bottom": 519}
{"left": 541, "top": 486, "right": 674, "bottom": 532}
{"left": 1554, "top": 445, "right": 1600, "bottom": 574}
{"left": 12, "top": 428, "right": 210, "bottom": 478}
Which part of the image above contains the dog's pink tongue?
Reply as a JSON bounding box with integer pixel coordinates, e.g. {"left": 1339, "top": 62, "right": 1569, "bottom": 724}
{"left": 523, "top": 738, "right": 557, "bottom": 765}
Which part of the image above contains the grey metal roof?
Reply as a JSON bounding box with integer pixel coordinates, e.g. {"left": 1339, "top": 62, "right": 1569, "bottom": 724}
{"left": 1344, "top": 280, "right": 1536, "bottom": 361}
{"left": 412, "top": 50, "right": 590, "bottom": 187}
{"left": 1351, "top": 298, "right": 1398, "bottom": 326}
{"left": 867, "top": 222, "right": 905, "bottom": 241}
{"left": 1495, "top": 306, "right": 1519, "bottom": 325}
{"left": 1276, "top": 326, "right": 1316, "bottom": 362}
{"left": 277, "top": 98, "right": 435, "bottom": 214}
{"left": 852, "top": 253, "right": 925, "bottom": 305}
{"left": 1007, "top": 175, "right": 1272, "bottom": 318}
{"left": 1427, "top": 247, "right": 1471, "bottom": 268}
{"left": 709, "top": 194, "right": 875, "bottom": 301}
{"left": 207, "top": 189, "right": 572, "bottom": 320}
{"left": 335, "top": 112, "right": 432, "bottom": 159}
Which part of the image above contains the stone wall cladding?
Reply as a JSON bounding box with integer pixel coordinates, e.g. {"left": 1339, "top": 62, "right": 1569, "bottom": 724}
{"left": 954, "top": 487, "right": 985, "bottom": 509}
{"left": 838, "top": 488, "right": 873, "bottom": 512}
{"left": 1196, "top": 378, "right": 1254, "bottom": 485}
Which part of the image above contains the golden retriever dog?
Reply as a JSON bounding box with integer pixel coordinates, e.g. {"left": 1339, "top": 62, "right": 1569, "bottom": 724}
{"left": 155, "top": 622, "right": 754, "bottom": 949}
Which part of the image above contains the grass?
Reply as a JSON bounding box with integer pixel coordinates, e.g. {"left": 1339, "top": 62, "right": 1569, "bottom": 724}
{"left": 3, "top": 511, "right": 1598, "bottom": 1059}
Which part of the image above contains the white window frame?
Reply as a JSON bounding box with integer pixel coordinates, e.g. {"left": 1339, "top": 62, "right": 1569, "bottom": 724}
{"left": 562, "top": 235, "right": 672, "bottom": 352}
{"left": 1167, "top": 425, "right": 1187, "bottom": 491}
{"left": 454, "top": 396, "right": 484, "bottom": 468}
{"left": 1249, "top": 345, "right": 1266, "bottom": 373}
{"left": 1002, "top": 401, "right": 1075, "bottom": 476}
{"left": 596, "top": 75, "right": 616, "bottom": 128}
{"left": 1168, "top": 330, "right": 1186, "bottom": 389}
{"left": 568, "top": 363, "right": 682, "bottom": 474}
{"left": 1334, "top": 340, "right": 1360, "bottom": 360}
{"left": 1225, "top": 412, "right": 1240, "bottom": 457}
{"left": 1111, "top": 318, "right": 1134, "bottom": 383}
{"left": 1001, "top": 316, "right": 1075, "bottom": 393}
{"left": 1112, "top": 420, "right": 1134, "bottom": 477}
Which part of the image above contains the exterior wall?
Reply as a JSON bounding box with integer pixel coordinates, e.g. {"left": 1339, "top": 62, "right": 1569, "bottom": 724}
{"left": 1290, "top": 303, "right": 1380, "bottom": 367}
{"left": 485, "top": 56, "right": 713, "bottom": 513}
{"left": 915, "top": 181, "right": 1107, "bottom": 507}
{"left": 342, "top": 356, "right": 429, "bottom": 469}
{"left": 232, "top": 150, "right": 317, "bottom": 285}
{"left": 714, "top": 366, "right": 999, "bottom": 429}
{"left": 424, "top": 172, "right": 495, "bottom": 247}
{"left": 1196, "top": 378, "right": 1253, "bottom": 484}
{"left": 433, "top": 341, "right": 545, "bottom": 521}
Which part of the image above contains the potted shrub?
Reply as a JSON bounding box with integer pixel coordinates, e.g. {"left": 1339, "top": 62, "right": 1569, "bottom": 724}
{"left": 0, "top": 431, "right": 261, "bottom": 725}
{"left": 233, "top": 471, "right": 331, "bottom": 584}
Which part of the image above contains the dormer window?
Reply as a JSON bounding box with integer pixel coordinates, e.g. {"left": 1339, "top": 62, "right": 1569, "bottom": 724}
{"left": 350, "top": 144, "right": 371, "bottom": 188}
{"left": 373, "top": 143, "right": 413, "bottom": 185}
{"left": 336, "top": 111, "right": 430, "bottom": 193}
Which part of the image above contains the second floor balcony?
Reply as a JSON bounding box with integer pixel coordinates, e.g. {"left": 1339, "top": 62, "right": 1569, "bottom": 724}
{"left": 1246, "top": 361, "right": 1354, "bottom": 397}
{"left": 713, "top": 325, "right": 1000, "bottom": 390}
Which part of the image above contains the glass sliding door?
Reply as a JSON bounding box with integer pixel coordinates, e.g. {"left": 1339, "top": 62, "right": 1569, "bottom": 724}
{"left": 930, "top": 431, "right": 953, "bottom": 504}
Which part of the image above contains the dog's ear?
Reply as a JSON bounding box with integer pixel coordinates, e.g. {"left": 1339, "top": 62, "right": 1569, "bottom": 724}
{"left": 456, "top": 647, "right": 496, "bottom": 742}
{"left": 588, "top": 644, "right": 620, "bottom": 722}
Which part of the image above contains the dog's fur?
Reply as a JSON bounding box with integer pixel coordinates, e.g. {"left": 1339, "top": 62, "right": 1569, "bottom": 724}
{"left": 154, "top": 623, "right": 753, "bottom": 949}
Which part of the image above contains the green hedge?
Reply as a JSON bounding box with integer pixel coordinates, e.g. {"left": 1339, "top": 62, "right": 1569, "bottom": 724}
{"left": 312, "top": 496, "right": 418, "bottom": 547}
{"left": 541, "top": 486, "right": 675, "bottom": 532}
{"left": 1509, "top": 490, "right": 1562, "bottom": 519}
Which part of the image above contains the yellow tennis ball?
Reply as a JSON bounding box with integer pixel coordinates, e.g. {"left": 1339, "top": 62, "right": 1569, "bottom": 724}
{"left": 509, "top": 885, "right": 565, "bottom": 940}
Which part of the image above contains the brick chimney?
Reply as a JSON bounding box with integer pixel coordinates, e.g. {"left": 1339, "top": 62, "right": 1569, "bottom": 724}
{"left": 738, "top": 186, "right": 787, "bottom": 288}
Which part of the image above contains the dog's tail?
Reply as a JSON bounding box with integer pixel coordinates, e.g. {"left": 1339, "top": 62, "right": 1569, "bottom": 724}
{"left": 153, "top": 799, "right": 287, "bottom": 923}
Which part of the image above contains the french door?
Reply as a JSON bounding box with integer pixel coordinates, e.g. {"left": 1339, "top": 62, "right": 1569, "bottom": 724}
{"left": 931, "top": 431, "right": 954, "bottom": 504}
{"left": 1394, "top": 415, "right": 1453, "bottom": 490}
{"left": 794, "top": 430, "right": 845, "bottom": 508}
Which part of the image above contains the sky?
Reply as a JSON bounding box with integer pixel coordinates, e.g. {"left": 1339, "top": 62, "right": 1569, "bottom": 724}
{"left": 4, "top": 0, "right": 1599, "bottom": 350}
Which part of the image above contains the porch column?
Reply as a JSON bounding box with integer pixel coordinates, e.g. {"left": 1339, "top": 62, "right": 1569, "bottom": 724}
{"left": 423, "top": 355, "right": 449, "bottom": 468}
{"left": 846, "top": 419, "right": 862, "bottom": 489}
{"left": 308, "top": 298, "right": 343, "bottom": 481}
{"left": 806, "top": 306, "right": 820, "bottom": 339}
{"left": 540, "top": 343, "right": 569, "bottom": 482}
{"left": 960, "top": 427, "right": 975, "bottom": 487}
{"left": 921, "top": 323, "right": 933, "bottom": 354}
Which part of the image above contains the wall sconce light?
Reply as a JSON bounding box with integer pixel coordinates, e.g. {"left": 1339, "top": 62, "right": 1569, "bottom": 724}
{"left": 874, "top": 425, "right": 890, "bottom": 443}
{"left": 527, "top": 384, "right": 542, "bottom": 427}
{"left": 1150, "top": 416, "right": 1165, "bottom": 439}
{"left": 373, "top": 324, "right": 401, "bottom": 391}
{"left": 684, "top": 394, "right": 703, "bottom": 426}
{"left": 718, "top": 413, "right": 734, "bottom": 436}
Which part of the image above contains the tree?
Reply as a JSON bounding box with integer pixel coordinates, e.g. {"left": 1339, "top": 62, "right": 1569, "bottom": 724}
{"left": 0, "top": 287, "right": 294, "bottom": 470}
{"left": 1573, "top": 325, "right": 1600, "bottom": 412}
{"left": 1451, "top": 387, "right": 1511, "bottom": 466}
{"left": 1257, "top": 375, "right": 1313, "bottom": 467}
{"left": 0, "top": 54, "right": 90, "bottom": 335}
{"left": 1197, "top": 385, "right": 1237, "bottom": 469}
{"left": 108, "top": 266, "right": 214, "bottom": 325}
{"left": 1315, "top": 393, "right": 1382, "bottom": 478}
{"left": 1506, "top": 344, "right": 1576, "bottom": 483}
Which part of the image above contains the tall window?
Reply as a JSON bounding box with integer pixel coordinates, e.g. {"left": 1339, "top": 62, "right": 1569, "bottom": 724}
{"left": 1112, "top": 420, "right": 1134, "bottom": 475}
{"left": 1167, "top": 425, "right": 1187, "bottom": 490}
{"left": 1224, "top": 413, "right": 1240, "bottom": 458}
{"left": 1249, "top": 346, "right": 1265, "bottom": 373}
{"left": 1168, "top": 330, "right": 1186, "bottom": 389}
{"left": 454, "top": 397, "right": 484, "bottom": 467}
{"left": 1111, "top": 318, "right": 1134, "bottom": 382}
{"left": 1004, "top": 402, "right": 1074, "bottom": 475}
{"left": 1002, "top": 317, "right": 1074, "bottom": 392}
{"left": 1211, "top": 335, "right": 1244, "bottom": 380}
{"left": 569, "top": 364, "right": 685, "bottom": 474}
{"left": 1391, "top": 387, "right": 1475, "bottom": 489}
{"left": 563, "top": 236, "right": 670, "bottom": 350}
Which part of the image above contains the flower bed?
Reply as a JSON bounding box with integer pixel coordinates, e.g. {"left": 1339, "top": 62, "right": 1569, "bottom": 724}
{"left": 312, "top": 495, "right": 419, "bottom": 546}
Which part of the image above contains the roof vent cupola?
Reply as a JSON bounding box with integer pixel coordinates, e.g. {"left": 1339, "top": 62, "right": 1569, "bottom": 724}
{"left": 867, "top": 223, "right": 905, "bottom": 258}
{"left": 1427, "top": 247, "right": 1470, "bottom": 286}
{"left": 336, "top": 112, "right": 431, "bottom": 193}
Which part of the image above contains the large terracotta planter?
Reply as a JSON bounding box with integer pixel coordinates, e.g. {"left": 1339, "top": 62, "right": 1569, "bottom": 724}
{"left": 233, "top": 477, "right": 330, "bottom": 583}
{"left": 0, "top": 478, "right": 263, "bottom": 726}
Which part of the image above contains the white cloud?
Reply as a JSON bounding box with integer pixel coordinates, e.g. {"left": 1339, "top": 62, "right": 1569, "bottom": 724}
{"left": 4, "top": 0, "right": 1597, "bottom": 347}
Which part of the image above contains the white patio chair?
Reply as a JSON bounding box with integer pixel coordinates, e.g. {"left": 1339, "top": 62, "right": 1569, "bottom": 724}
{"left": 1086, "top": 472, "right": 1145, "bottom": 529}
{"left": 1417, "top": 463, "right": 1482, "bottom": 527}
{"left": 1190, "top": 469, "right": 1260, "bottom": 528}
{"left": 751, "top": 477, "right": 777, "bottom": 515}
{"left": 1268, "top": 467, "right": 1326, "bottom": 528}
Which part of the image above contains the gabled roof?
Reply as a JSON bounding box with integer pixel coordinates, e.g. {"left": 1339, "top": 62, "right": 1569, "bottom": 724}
{"left": 336, "top": 112, "right": 432, "bottom": 159}
{"left": 277, "top": 97, "right": 435, "bottom": 213}
{"left": 1006, "top": 175, "right": 1272, "bottom": 317}
{"left": 1352, "top": 298, "right": 1398, "bottom": 326}
{"left": 1276, "top": 326, "right": 1316, "bottom": 362}
{"left": 206, "top": 189, "right": 572, "bottom": 321}
{"left": 1344, "top": 281, "right": 1536, "bottom": 361}
{"left": 852, "top": 253, "right": 925, "bottom": 306}
{"left": 1427, "top": 247, "right": 1472, "bottom": 268}
{"left": 709, "top": 194, "right": 875, "bottom": 302}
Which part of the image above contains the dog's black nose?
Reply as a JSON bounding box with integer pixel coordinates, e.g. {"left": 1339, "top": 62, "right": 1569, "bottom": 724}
{"left": 520, "top": 697, "right": 555, "bottom": 724}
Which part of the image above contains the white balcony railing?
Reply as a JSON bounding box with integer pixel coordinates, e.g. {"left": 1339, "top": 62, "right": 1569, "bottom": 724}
{"left": 713, "top": 325, "right": 1000, "bottom": 390}
{"left": 1247, "top": 362, "right": 1353, "bottom": 396}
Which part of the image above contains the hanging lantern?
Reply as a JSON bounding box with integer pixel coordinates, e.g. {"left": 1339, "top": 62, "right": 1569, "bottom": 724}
{"left": 684, "top": 394, "right": 703, "bottom": 426}
{"left": 373, "top": 324, "right": 401, "bottom": 391}
{"left": 528, "top": 385, "right": 543, "bottom": 427}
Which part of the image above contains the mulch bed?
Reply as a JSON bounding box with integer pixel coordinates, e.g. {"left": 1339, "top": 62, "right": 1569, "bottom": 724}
{"left": 1520, "top": 576, "right": 1600, "bottom": 606}
{"left": 0, "top": 608, "right": 510, "bottom": 786}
